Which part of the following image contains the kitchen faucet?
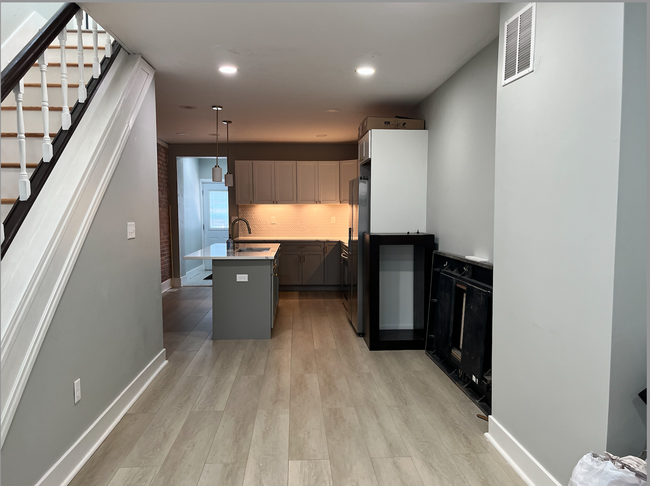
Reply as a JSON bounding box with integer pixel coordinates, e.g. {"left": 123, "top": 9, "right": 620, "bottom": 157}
{"left": 231, "top": 217, "right": 252, "bottom": 237}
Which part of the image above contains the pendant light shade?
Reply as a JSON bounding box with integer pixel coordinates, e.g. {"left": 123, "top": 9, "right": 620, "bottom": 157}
{"left": 223, "top": 120, "right": 234, "bottom": 186}
{"left": 212, "top": 105, "right": 223, "bottom": 182}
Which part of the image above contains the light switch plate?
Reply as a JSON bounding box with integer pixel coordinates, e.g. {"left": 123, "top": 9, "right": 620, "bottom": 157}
{"left": 236, "top": 274, "right": 248, "bottom": 282}
{"left": 127, "top": 222, "right": 136, "bottom": 239}
{"left": 271, "top": 216, "right": 276, "bottom": 224}
{"left": 331, "top": 216, "right": 336, "bottom": 223}
{"left": 74, "top": 378, "right": 81, "bottom": 404}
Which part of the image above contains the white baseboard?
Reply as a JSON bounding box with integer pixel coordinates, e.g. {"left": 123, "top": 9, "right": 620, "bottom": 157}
{"left": 35, "top": 349, "right": 167, "bottom": 486}
{"left": 161, "top": 279, "right": 172, "bottom": 293}
{"left": 486, "top": 416, "right": 562, "bottom": 486}
{"left": 180, "top": 265, "right": 203, "bottom": 286}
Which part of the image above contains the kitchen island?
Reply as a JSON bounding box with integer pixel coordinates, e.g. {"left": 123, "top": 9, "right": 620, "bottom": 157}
{"left": 184, "top": 243, "right": 280, "bottom": 339}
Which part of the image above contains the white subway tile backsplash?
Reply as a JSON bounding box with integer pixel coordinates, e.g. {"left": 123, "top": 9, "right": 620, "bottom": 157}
{"left": 238, "top": 204, "right": 348, "bottom": 238}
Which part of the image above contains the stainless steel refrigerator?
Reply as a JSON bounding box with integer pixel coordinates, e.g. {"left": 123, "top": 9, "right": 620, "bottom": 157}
{"left": 348, "top": 176, "right": 369, "bottom": 335}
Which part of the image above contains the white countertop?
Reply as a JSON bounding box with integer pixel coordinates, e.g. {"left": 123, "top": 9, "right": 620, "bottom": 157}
{"left": 184, "top": 243, "right": 280, "bottom": 260}
{"left": 235, "top": 236, "right": 347, "bottom": 242}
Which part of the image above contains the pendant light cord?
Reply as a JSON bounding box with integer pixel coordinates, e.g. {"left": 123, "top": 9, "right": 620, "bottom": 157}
{"left": 215, "top": 108, "right": 219, "bottom": 168}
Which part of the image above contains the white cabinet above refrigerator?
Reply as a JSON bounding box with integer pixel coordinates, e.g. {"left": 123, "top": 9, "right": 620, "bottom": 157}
{"left": 359, "top": 129, "right": 428, "bottom": 234}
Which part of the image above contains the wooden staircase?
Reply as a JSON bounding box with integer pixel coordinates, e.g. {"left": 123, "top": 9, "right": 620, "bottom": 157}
{"left": 1, "top": 25, "right": 110, "bottom": 222}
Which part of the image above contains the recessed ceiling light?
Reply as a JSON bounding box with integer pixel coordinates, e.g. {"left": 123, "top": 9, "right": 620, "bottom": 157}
{"left": 176, "top": 133, "right": 186, "bottom": 136}
{"left": 219, "top": 66, "right": 237, "bottom": 74}
{"left": 179, "top": 105, "right": 197, "bottom": 110}
{"left": 316, "top": 134, "right": 327, "bottom": 138}
{"left": 212, "top": 105, "right": 223, "bottom": 111}
{"left": 356, "top": 67, "right": 375, "bottom": 76}
{"left": 325, "top": 109, "right": 340, "bottom": 113}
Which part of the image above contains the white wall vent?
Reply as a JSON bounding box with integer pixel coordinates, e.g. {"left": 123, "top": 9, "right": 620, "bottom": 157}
{"left": 502, "top": 3, "right": 536, "bottom": 86}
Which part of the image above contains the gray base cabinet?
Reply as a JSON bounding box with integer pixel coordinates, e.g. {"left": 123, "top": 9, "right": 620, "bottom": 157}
{"left": 324, "top": 242, "right": 340, "bottom": 285}
{"left": 239, "top": 239, "right": 342, "bottom": 288}
{"left": 212, "top": 259, "right": 273, "bottom": 339}
{"left": 279, "top": 251, "right": 302, "bottom": 285}
{"left": 303, "top": 252, "right": 324, "bottom": 285}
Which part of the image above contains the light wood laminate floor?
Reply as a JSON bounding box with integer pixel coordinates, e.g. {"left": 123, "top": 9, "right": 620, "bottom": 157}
{"left": 70, "top": 288, "right": 525, "bottom": 486}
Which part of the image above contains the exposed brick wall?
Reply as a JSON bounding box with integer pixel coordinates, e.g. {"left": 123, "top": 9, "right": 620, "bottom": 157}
{"left": 157, "top": 142, "right": 172, "bottom": 283}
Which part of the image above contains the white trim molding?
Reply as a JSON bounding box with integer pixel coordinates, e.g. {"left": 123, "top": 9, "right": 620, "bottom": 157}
{"left": 1, "top": 51, "right": 156, "bottom": 445}
{"left": 35, "top": 350, "right": 166, "bottom": 486}
{"left": 181, "top": 264, "right": 204, "bottom": 285}
{"left": 161, "top": 279, "right": 172, "bottom": 293}
{"left": 486, "top": 416, "right": 562, "bottom": 486}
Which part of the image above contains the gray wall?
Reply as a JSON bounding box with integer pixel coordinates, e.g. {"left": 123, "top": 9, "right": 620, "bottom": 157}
{"left": 1, "top": 81, "right": 164, "bottom": 486}
{"left": 167, "top": 143, "right": 357, "bottom": 280}
{"left": 492, "top": 3, "right": 631, "bottom": 483}
{"left": 177, "top": 157, "right": 202, "bottom": 276}
{"left": 198, "top": 157, "right": 227, "bottom": 181}
{"left": 413, "top": 39, "right": 498, "bottom": 261}
{"left": 606, "top": 2, "right": 647, "bottom": 456}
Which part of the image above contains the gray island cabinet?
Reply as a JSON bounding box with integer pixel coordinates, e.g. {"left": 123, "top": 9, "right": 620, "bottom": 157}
{"left": 184, "top": 243, "right": 280, "bottom": 339}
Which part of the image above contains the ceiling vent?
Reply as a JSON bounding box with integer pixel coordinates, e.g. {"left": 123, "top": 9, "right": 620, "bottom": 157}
{"left": 502, "top": 3, "right": 536, "bottom": 86}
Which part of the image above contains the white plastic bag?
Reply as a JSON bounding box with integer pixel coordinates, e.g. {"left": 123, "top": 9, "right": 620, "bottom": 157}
{"left": 569, "top": 453, "right": 647, "bottom": 486}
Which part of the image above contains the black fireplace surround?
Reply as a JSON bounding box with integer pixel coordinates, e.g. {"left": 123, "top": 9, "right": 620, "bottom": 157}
{"left": 425, "top": 251, "right": 493, "bottom": 414}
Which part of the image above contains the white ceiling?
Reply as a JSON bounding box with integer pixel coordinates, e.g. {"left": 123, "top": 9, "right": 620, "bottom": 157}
{"left": 81, "top": 2, "right": 500, "bottom": 144}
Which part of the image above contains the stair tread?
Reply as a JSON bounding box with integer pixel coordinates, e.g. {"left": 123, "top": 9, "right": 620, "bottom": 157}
{"left": 1, "top": 163, "right": 39, "bottom": 169}
{"left": 2, "top": 198, "right": 18, "bottom": 204}
{"left": 23, "top": 83, "right": 81, "bottom": 88}
{"left": 47, "top": 45, "right": 105, "bottom": 50}
{"left": 1, "top": 132, "right": 58, "bottom": 137}
{"left": 67, "top": 29, "right": 107, "bottom": 33}
{"left": 32, "top": 62, "right": 93, "bottom": 67}
{"left": 2, "top": 106, "right": 64, "bottom": 111}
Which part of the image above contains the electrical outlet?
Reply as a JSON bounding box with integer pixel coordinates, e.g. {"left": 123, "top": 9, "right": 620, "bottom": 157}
{"left": 331, "top": 216, "right": 336, "bottom": 224}
{"left": 74, "top": 378, "right": 81, "bottom": 404}
{"left": 271, "top": 216, "right": 276, "bottom": 224}
{"left": 127, "top": 222, "right": 136, "bottom": 239}
{"left": 236, "top": 274, "right": 248, "bottom": 282}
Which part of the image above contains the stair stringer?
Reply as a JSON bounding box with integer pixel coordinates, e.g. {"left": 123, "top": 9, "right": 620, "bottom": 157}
{"left": 1, "top": 50, "right": 155, "bottom": 446}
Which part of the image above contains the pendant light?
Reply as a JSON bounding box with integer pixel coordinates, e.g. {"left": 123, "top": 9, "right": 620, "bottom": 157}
{"left": 212, "top": 105, "right": 223, "bottom": 182}
{"left": 222, "top": 120, "right": 233, "bottom": 186}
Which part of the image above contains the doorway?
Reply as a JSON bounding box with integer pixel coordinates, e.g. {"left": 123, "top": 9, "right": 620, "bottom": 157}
{"left": 176, "top": 156, "right": 228, "bottom": 286}
{"left": 201, "top": 180, "right": 229, "bottom": 270}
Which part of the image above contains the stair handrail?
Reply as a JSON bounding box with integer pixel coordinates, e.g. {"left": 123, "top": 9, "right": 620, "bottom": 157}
{"left": 1, "top": 3, "right": 80, "bottom": 102}
{"left": 1, "top": 5, "right": 121, "bottom": 257}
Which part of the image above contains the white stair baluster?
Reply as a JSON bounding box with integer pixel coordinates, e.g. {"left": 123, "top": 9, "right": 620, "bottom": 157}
{"left": 75, "top": 11, "right": 86, "bottom": 103}
{"left": 38, "top": 52, "right": 53, "bottom": 162}
{"left": 59, "top": 29, "right": 71, "bottom": 130}
{"left": 1, "top": 223, "right": 4, "bottom": 244}
{"left": 91, "top": 19, "right": 100, "bottom": 78}
{"left": 14, "top": 80, "right": 31, "bottom": 201}
{"left": 105, "top": 33, "right": 112, "bottom": 58}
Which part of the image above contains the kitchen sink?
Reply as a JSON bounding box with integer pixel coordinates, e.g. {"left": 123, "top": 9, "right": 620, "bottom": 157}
{"left": 236, "top": 247, "right": 270, "bottom": 252}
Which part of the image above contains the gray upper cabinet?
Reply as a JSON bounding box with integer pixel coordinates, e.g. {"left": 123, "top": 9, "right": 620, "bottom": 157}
{"left": 235, "top": 160, "right": 253, "bottom": 205}
{"left": 339, "top": 159, "right": 358, "bottom": 203}
{"left": 274, "top": 161, "right": 297, "bottom": 204}
{"left": 237, "top": 160, "right": 344, "bottom": 206}
{"left": 252, "top": 160, "right": 275, "bottom": 204}
{"left": 297, "top": 161, "right": 319, "bottom": 204}
{"left": 318, "top": 161, "right": 340, "bottom": 204}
